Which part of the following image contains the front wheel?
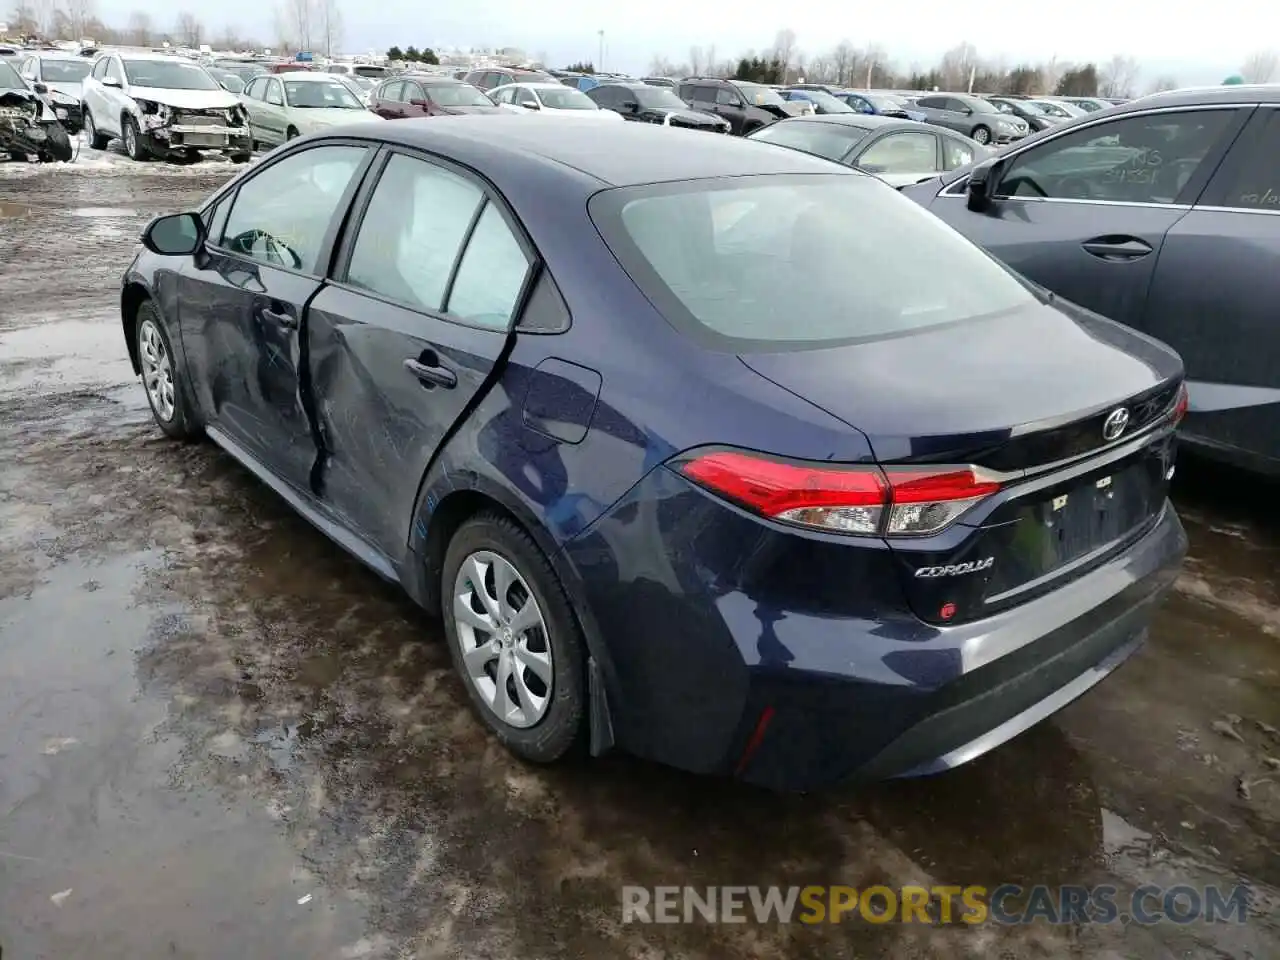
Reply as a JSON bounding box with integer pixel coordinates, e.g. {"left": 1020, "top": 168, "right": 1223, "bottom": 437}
{"left": 39, "top": 125, "right": 73, "bottom": 162}
{"left": 82, "top": 108, "right": 110, "bottom": 150}
{"left": 135, "top": 302, "right": 200, "bottom": 441}
{"left": 442, "top": 512, "right": 585, "bottom": 763}
{"left": 122, "top": 115, "right": 149, "bottom": 161}
{"left": 971, "top": 124, "right": 992, "bottom": 145}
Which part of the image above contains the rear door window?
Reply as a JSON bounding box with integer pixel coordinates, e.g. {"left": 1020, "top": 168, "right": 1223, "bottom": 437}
{"left": 1200, "top": 108, "right": 1280, "bottom": 210}
{"left": 998, "top": 109, "right": 1238, "bottom": 205}
{"left": 381, "top": 80, "right": 404, "bottom": 102}
{"left": 591, "top": 174, "right": 1035, "bottom": 350}
{"left": 856, "top": 132, "right": 940, "bottom": 174}
{"left": 446, "top": 204, "right": 531, "bottom": 329}
{"left": 344, "top": 154, "right": 484, "bottom": 312}
{"left": 692, "top": 85, "right": 718, "bottom": 105}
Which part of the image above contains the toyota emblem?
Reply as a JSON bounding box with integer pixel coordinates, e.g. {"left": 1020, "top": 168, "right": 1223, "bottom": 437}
{"left": 1102, "top": 407, "right": 1131, "bottom": 442}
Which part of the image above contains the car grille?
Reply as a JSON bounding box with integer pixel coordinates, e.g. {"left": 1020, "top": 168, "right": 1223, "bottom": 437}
{"left": 669, "top": 117, "right": 715, "bottom": 131}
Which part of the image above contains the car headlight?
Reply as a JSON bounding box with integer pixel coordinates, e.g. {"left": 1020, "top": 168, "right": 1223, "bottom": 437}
{"left": 137, "top": 100, "right": 170, "bottom": 120}
{"left": 49, "top": 90, "right": 77, "bottom": 105}
{"left": 228, "top": 105, "right": 247, "bottom": 125}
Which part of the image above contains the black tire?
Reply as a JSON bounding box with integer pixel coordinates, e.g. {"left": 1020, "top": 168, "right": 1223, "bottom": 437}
{"left": 285, "top": 125, "right": 299, "bottom": 141}
{"left": 442, "top": 511, "right": 585, "bottom": 763}
{"left": 7, "top": 151, "right": 27, "bottom": 162}
{"left": 971, "top": 124, "right": 992, "bottom": 146}
{"left": 122, "top": 115, "right": 149, "bottom": 161}
{"left": 82, "top": 108, "right": 110, "bottom": 150}
{"left": 134, "top": 301, "right": 201, "bottom": 441}
{"left": 230, "top": 153, "right": 251, "bottom": 164}
{"left": 40, "top": 125, "right": 73, "bottom": 162}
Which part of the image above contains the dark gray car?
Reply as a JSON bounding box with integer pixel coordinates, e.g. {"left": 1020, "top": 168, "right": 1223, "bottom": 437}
{"left": 748, "top": 114, "right": 987, "bottom": 186}
{"left": 902, "top": 86, "right": 1280, "bottom": 474}
{"left": 911, "top": 92, "right": 1029, "bottom": 146}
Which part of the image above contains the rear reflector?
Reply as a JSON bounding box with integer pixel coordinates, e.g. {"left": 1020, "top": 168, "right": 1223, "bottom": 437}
{"left": 1171, "top": 382, "right": 1189, "bottom": 424}
{"left": 676, "top": 449, "right": 1000, "bottom": 537}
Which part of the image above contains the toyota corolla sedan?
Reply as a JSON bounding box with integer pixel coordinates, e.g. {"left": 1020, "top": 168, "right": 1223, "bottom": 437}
{"left": 120, "top": 117, "right": 1187, "bottom": 790}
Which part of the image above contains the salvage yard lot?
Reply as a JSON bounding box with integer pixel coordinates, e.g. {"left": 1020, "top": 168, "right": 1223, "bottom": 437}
{"left": 0, "top": 145, "right": 1277, "bottom": 959}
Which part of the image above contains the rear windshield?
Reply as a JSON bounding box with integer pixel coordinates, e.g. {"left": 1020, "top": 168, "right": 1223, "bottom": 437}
{"left": 591, "top": 174, "right": 1035, "bottom": 350}
{"left": 749, "top": 120, "right": 870, "bottom": 161}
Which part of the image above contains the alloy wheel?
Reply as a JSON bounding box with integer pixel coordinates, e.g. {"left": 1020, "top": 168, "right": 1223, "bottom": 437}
{"left": 452, "top": 550, "right": 553, "bottom": 729}
{"left": 138, "top": 318, "right": 175, "bottom": 422}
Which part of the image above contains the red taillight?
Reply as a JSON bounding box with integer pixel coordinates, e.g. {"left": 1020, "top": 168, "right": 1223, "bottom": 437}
{"left": 676, "top": 450, "right": 1000, "bottom": 537}
{"left": 1171, "top": 383, "right": 1189, "bottom": 425}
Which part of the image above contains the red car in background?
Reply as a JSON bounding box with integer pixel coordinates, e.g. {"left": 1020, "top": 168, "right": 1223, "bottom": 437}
{"left": 370, "top": 75, "right": 501, "bottom": 118}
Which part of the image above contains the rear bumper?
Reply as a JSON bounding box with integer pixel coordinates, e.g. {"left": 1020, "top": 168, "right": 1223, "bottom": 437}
{"left": 566, "top": 468, "right": 1186, "bottom": 791}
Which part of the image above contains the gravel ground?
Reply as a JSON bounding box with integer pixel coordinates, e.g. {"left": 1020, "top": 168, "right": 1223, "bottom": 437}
{"left": 0, "top": 141, "right": 1276, "bottom": 959}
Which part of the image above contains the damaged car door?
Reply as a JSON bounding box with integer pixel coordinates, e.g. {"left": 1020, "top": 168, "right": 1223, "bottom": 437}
{"left": 306, "top": 150, "right": 531, "bottom": 554}
{"left": 178, "top": 143, "right": 373, "bottom": 488}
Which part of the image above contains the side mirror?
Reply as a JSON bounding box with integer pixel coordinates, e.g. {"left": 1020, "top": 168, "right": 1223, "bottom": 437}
{"left": 520, "top": 100, "right": 539, "bottom": 110}
{"left": 141, "top": 212, "right": 204, "bottom": 256}
{"left": 621, "top": 99, "right": 639, "bottom": 113}
{"left": 32, "top": 82, "right": 47, "bottom": 94}
{"left": 102, "top": 76, "right": 122, "bottom": 88}
{"left": 966, "top": 157, "right": 1003, "bottom": 212}
{"left": 960, "top": 106, "right": 973, "bottom": 116}
{"left": 410, "top": 98, "right": 429, "bottom": 107}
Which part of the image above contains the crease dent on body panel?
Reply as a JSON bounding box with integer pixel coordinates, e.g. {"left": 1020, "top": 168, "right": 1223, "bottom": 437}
{"left": 299, "top": 282, "right": 332, "bottom": 496}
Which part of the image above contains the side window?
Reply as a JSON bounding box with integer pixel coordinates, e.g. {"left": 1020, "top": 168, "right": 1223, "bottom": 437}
{"left": 692, "top": 85, "right": 717, "bottom": 104}
{"left": 1202, "top": 109, "right": 1280, "bottom": 210}
{"left": 265, "top": 79, "right": 284, "bottom": 106}
{"left": 489, "top": 86, "right": 509, "bottom": 104}
{"left": 105, "top": 57, "right": 124, "bottom": 83}
{"left": 381, "top": 80, "right": 403, "bottom": 102}
{"left": 916, "top": 96, "right": 941, "bottom": 110}
{"left": 1000, "top": 109, "right": 1236, "bottom": 205}
{"left": 404, "top": 82, "right": 424, "bottom": 102}
{"left": 202, "top": 193, "right": 233, "bottom": 244}
{"left": 993, "top": 100, "right": 1015, "bottom": 114}
{"left": 857, "top": 132, "right": 940, "bottom": 174}
{"left": 91, "top": 58, "right": 107, "bottom": 80}
{"left": 943, "top": 136, "right": 977, "bottom": 170}
{"left": 345, "top": 154, "right": 484, "bottom": 312}
{"left": 487, "top": 72, "right": 507, "bottom": 90}
{"left": 243, "top": 77, "right": 262, "bottom": 99}
{"left": 715, "top": 87, "right": 741, "bottom": 107}
{"left": 447, "top": 203, "right": 531, "bottom": 329}
{"left": 222, "top": 146, "right": 367, "bottom": 273}
{"left": 591, "top": 86, "right": 618, "bottom": 109}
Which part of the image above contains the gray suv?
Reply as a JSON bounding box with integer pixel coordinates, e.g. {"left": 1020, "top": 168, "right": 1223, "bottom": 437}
{"left": 912, "top": 93, "right": 1028, "bottom": 145}
{"left": 902, "top": 86, "right": 1280, "bottom": 475}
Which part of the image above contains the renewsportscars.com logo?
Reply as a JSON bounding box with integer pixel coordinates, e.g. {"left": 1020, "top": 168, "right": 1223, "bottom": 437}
{"left": 621, "top": 884, "right": 1253, "bottom": 926}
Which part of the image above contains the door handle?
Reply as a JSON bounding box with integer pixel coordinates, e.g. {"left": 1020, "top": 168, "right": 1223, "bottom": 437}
{"left": 260, "top": 307, "right": 297, "bottom": 329}
{"left": 1081, "top": 237, "right": 1153, "bottom": 261}
{"left": 403, "top": 357, "right": 457, "bottom": 388}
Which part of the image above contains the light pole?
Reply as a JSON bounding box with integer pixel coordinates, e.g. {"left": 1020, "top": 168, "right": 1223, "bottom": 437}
{"left": 597, "top": 29, "right": 604, "bottom": 72}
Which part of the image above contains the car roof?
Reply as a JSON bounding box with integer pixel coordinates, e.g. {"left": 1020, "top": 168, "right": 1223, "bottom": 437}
{"left": 331, "top": 115, "right": 855, "bottom": 189}
{"left": 771, "top": 114, "right": 918, "bottom": 131}
{"left": 33, "top": 51, "right": 89, "bottom": 61}
{"left": 109, "top": 52, "right": 195, "bottom": 62}
{"left": 279, "top": 71, "right": 350, "bottom": 81}
{"left": 1128, "top": 83, "right": 1280, "bottom": 107}
{"left": 493, "top": 81, "right": 575, "bottom": 91}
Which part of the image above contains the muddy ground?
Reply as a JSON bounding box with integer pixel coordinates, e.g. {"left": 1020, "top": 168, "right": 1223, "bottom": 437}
{"left": 0, "top": 145, "right": 1277, "bottom": 959}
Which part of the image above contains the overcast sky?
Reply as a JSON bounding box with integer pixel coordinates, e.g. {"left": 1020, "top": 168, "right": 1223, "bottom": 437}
{"left": 96, "top": 0, "right": 1262, "bottom": 85}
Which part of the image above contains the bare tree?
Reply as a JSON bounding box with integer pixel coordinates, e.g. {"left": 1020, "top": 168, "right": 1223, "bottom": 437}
{"left": 939, "top": 42, "right": 979, "bottom": 90}
{"left": 831, "top": 40, "right": 854, "bottom": 86}
{"left": 9, "top": 0, "right": 38, "bottom": 34}
{"left": 315, "top": 0, "right": 341, "bottom": 57}
{"left": 1241, "top": 50, "right": 1279, "bottom": 83}
{"left": 863, "top": 43, "right": 888, "bottom": 88}
{"left": 65, "top": 0, "right": 95, "bottom": 38}
{"left": 1041, "top": 54, "right": 1061, "bottom": 94}
{"left": 126, "top": 11, "right": 152, "bottom": 46}
{"left": 279, "top": 0, "right": 313, "bottom": 51}
{"left": 1146, "top": 75, "right": 1179, "bottom": 94}
{"left": 1099, "top": 54, "right": 1139, "bottom": 98}
{"left": 688, "top": 45, "right": 704, "bottom": 75}
{"left": 773, "top": 28, "right": 796, "bottom": 83}
{"left": 174, "top": 12, "right": 203, "bottom": 47}
{"left": 648, "top": 54, "right": 677, "bottom": 77}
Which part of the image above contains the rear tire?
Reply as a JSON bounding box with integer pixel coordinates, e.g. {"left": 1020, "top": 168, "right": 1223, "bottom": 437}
{"left": 135, "top": 301, "right": 201, "bottom": 441}
{"left": 285, "top": 125, "right": 299, "bottom": 141}
{"left": 442, "top": 511, "right": 585, "bottom": 763}
{"left": 83, "top": 108, "right": 110, "bottom": 150}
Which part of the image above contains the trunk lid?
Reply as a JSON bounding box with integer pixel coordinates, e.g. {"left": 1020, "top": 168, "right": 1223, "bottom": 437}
{"left": 740, "top": 300, "right": 1183, "bottom": 624}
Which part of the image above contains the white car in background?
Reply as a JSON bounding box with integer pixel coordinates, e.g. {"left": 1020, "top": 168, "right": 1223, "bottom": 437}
{"left": 489, "top": 82, "right": 624, "bottom": 120}
{"left": 80, "top": 51, "right": 251, "bottom": 162}
{"left": 239, "top": 72, "right": 383, "bottom": 149}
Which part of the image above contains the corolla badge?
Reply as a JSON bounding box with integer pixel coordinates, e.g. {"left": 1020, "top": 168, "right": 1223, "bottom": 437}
{"left": 914, "top": 557, "right": 994, "bottom": 578}
{"left": 1102, "top": 407, "right": 1131, "bottom": 442}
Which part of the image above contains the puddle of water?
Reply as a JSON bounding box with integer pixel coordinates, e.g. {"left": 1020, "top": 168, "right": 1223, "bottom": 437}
{"left": 69, "top": 206, "right": 140, "bottom": 218}
{"left": 0, "top": 199, "right": 35, "bottom": 218}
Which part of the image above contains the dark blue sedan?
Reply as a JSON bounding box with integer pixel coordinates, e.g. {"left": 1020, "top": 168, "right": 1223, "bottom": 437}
{"left": 121, "top": 117, "right": 1188, "bottom": 790}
